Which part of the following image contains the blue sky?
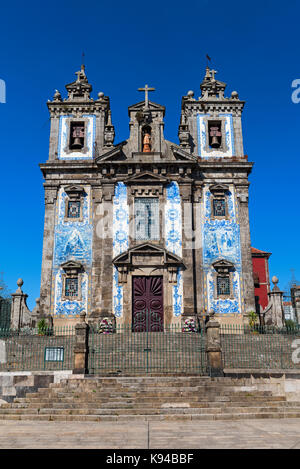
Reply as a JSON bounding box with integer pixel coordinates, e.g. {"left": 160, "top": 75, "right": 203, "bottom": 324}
{"left": 0, "top": 0, "right": 299, "bottom": 308}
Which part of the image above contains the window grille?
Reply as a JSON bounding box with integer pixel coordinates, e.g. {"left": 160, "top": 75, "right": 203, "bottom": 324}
{"left": 67, "top": 201, "right": 81, "bottom": 218}
{"left": 65, "top": 277, "right": 79, "bottom": 297}
{"left": 217, "top": 276, "right": 230, "bottom": 296}
{"left": 213, "top": 198, "right": 226, "bottom": 217}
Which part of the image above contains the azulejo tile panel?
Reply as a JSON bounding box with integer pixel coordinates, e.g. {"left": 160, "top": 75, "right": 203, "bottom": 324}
{"left": 113, "top": 182, "right": 129, "bottom": 258}
{"left": 197, "top": 113, "right": 235, "bottom": 158}
{"left": 112, "top": 182, "right": 129, "bottom": 317}
{"left": 52, "top": 187, "right": 92, "bottom": 317}
{"left": 57, "top": 114, "right": 96, "bottom": 160}
{"left": 165, "top": 182, "right": 183, "bottom": 317}
{"left": 202, "top": 188, "right": 242, "bottom": 315}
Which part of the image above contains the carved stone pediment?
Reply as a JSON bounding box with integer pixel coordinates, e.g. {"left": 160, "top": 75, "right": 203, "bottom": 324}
{"left": 212, "top": 259, "right": 234, "bottom": 273}
{"left": 61, "top": 260, "right": 83, "bottom": 273}
{"left": 95, "top": 143, "right": 126, "bottom": 162}
{"left": 64, "top": 185, "right": 85, "bottom": 199}
{"left": 113, "top": 243, "right": 184, "bottom": 283}
{"left": 124, "top": 171, "right": 169, "bottom": 185}
{"left": 128, "top": 101, "right": 165, "bottom": 115}
{"left": 209, "top": 184, "right": 229, "bottom": 195}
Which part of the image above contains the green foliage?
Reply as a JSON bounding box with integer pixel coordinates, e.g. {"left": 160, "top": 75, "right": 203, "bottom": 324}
{"left": 37, "top": 318, "right": 48, "bottom": 335}
{"left": 285, "top": 319, "right": 298, "bottom": 331}
{"left": 247, "top": 311, "right": 258, "bottom": 329}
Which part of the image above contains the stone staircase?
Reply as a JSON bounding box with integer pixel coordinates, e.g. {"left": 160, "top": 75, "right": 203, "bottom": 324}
{"left": 1, "top": 375, "right": 300, "bottom": 421}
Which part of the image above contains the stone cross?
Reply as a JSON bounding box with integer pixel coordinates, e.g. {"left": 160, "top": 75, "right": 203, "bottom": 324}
{"left": 138, "top": 84, "right": 155, "bottom": 109}
{"left": 210, "top": 69, "right": 218, "bottom": 81}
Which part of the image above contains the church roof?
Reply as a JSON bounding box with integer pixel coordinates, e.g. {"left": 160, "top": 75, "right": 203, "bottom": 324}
{"left": 251, "top": 247, "right": 272, "bottom": 258}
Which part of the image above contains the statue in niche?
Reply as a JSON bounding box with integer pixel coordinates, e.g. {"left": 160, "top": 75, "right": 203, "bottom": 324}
{"left": 142, "top": 127, "right": 151, "bottom": 152}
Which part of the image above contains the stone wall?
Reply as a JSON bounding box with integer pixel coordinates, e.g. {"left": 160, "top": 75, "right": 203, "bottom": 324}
{"left": 0, "top": 371, "right": 73, "bottom": 403}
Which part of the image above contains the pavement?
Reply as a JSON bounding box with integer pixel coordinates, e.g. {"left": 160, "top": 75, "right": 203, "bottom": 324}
{"left": 0, "top": 418, "right": 300, "bottom": 449}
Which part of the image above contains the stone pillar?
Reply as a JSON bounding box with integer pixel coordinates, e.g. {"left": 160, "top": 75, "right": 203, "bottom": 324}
{"left": 99, "top": 183, "right": 114, "bottom": 318}
{"left": 90, "top": 184, "right": 103, "bottom": 319}
{"left": 263, "top": 276, "right": 285, "bottom": 328}
{"left": 73, "top": 312, "right": 89, "bottom": 374}
{"left": 10, "top": 279, "right": 32, "bottom": 329}
{"left": 179, "top": 182, "right": 195, "bottom": 317}
{"left": 39, "top": 185, "right": 58, "bottom": 320}
{"left": 236, "top": 187, "right": 256, "bottom": 317}
{"left": 205, "top": 314, "right": 224, "bottom": 377}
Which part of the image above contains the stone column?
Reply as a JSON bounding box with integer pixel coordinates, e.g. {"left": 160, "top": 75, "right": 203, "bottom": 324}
{"left": 236, "top": 186, "right": 256, "bottom": 317}
{"left": 39, "top": 185, "right": 58, "bottom": 320}
{"left": 90, "top": 184, "right": 103, "bottom": 319}
{"left": 10, "top": 279, "right": 32, "bottom": 329}
{"left": 205, "top": 314, "right": 224, "bottom": 377}
{"left": 99, "top": 183, "right": 115, "bottom": 318}
{"left": 73, "top": 312, "right": 89, "bottom": 374}
{"left": 263, "top": 276, "right": 285, "bottom": 328}
{"left": 179, "top": 182, "right": 195, "bottom": 317}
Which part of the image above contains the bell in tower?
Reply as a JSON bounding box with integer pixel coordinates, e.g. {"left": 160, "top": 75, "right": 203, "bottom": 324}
{"left": 209, "top": 123, "right": 222, "bottom": 149}
{"left": 70, "top": 123, "right": 85, "bottom": 150}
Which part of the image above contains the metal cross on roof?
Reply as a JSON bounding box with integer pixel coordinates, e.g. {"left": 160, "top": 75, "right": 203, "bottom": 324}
{"left": 138, "top": 84, "right": 155, "bottom": 109}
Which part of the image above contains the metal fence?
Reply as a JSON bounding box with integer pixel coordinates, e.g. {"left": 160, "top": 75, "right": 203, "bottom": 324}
{"left": 0, "top": 298, "right": 11, "bottom": 329}
{"left": 88, "top": 323, "right": 207, "bottom": 375}
{"left": 221, "top": 324, "right": 300, "bottom": 370}
{"left": 0, "top": 326, "right": 75, "bottom": 371}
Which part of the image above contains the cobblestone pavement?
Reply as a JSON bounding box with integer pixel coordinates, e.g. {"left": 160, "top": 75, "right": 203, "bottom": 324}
{"left": 1, "top": 419, "right": 300, "bottom": 449}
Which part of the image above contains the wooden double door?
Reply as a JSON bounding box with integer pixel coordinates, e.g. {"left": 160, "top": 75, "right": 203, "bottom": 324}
{"left": 132, "top": 276, "right": 163, "bottom": 332}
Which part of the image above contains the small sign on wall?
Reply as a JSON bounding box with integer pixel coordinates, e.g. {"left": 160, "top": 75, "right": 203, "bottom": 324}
{"left": 44, "top": 347, "right": 64, "bottom": 362}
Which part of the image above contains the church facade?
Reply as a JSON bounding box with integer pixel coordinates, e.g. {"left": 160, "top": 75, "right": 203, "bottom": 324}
{"left": 39, "top": 66, "right": 255, "bottom": 329}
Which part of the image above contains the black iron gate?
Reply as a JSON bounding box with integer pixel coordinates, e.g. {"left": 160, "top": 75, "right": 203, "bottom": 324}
{"left": 88, "top": 310, "right": 207, "bottom": 375}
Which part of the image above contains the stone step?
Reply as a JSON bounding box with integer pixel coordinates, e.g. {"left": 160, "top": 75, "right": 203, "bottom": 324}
{"left": 12, "top": 394, "right": 286, "bottom": 407}
{"left": 1, "top": 405, "right": 300, "bottom": 417}
{"left": 26, "top": 388, "right": 275, "bottom": 399}
{"left": 1, "top": 410, "right": 300, "bottom": 422}
{"left": 4, "top": 400, "right": 297, "bottom": 411}
{"left": 6, "top": 399, "right": 292, "bottom": 409}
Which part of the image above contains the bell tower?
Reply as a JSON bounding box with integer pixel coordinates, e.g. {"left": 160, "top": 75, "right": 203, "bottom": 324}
{"left": 177, "top": 67, "right": 256, "bottom": 321}
{"left": 39, "top": 65, "right": 116, "bottom": 323}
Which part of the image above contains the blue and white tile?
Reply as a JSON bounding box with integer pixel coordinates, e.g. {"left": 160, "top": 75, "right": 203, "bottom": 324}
{"left": 57, "top": 114, "right": 96, "bottom": 160}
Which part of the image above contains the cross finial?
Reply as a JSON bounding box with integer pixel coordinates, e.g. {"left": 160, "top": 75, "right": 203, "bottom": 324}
{"left": 210, "top": 69, "right": 218, "bottom": 81}
{"left": 138, "top": 84, "right": 155, "bottom": 109}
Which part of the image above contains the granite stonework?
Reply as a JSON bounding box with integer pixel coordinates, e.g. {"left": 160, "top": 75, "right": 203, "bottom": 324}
{"left": 38, "top": 65, "right": 255, "bottom": 328}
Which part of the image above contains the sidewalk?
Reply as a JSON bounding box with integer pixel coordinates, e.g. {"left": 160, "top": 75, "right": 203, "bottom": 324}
{"left": 0, "top": 418, "right": 300, "bottom": 449}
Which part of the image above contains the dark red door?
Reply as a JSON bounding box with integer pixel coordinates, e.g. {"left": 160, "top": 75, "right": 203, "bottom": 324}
{"left": 132, "top": 276, "right": 163, "bottom": 331}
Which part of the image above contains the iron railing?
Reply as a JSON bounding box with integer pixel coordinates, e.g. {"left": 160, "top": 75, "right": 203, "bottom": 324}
{"left": 0, "top": 326, "right": 75, "bottom": 371}
{"left": 88, "top": 317, "right": 207, "bottom": 375}
{"left": 0, "top": 298, "right": 11, "bottom": 329}
{"left": 221, "top": 324, "right": 300, "bottom": 370}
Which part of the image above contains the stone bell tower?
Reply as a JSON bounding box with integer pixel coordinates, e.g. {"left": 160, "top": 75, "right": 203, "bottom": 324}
{"left": 39, "top": 65, "right": 116, "bottom": 324}
{"left": 177, "top": 67, "right": 256, "bottom": 322}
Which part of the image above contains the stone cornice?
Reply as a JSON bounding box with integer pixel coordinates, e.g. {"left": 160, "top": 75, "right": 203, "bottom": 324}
{"left": 182, "top": 99, "right": 245, "bottom": 117}
{"left": 47, "top": 100, "right": 108, "bottom": 118}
